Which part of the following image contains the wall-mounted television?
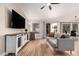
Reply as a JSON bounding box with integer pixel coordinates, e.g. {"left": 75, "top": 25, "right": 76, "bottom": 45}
{"left": 10, "top": 9, "right": 25, "bottom": 29}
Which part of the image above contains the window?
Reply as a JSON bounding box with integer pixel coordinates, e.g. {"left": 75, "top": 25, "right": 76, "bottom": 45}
{"left": 62, "top": 24, "right": 70, "bottom": 33}
{"left": 72, "top": 23, "right": 78, "bottom": 32}
{"left": 61, "top": 22, "right": 79, "bottom": 34}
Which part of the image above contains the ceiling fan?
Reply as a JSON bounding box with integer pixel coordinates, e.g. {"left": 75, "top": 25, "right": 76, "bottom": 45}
{"left": 40, "top": 3, "right": 60, "bottom": 10}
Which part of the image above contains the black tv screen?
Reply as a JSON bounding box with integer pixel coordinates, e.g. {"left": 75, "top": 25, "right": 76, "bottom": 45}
{"left": 11, "top": 9, "right": 25, "bottom": 29}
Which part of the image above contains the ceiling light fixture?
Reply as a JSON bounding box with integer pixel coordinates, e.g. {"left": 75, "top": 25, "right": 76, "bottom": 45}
{"left": 40, "top": 3, "right": 60, "bottom": 10}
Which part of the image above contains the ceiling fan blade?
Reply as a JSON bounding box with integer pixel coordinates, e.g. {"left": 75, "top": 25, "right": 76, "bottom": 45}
{"left": 40, "top": 6, "right": 45, "bottom": 9}
{"left": 51, "top": 3, "right": 60, "bottom": 4}
{"left": 49, "top": 5, "right": 52, "bottom": 10}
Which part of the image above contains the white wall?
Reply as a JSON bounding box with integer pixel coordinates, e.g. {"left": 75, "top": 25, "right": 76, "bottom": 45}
{"left": 0, "top": 6, "right": 6, "bottom": 55}
{"left": 0, "top": 4, "right": 27, "bottom": 55}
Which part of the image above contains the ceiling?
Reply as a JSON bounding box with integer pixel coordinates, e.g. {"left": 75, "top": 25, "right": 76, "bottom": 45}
{"left": 4, "top": 3, "right": 79, "bottom": 22}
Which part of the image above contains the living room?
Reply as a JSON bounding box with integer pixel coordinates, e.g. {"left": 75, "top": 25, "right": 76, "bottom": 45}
{"left": 0, "top": 3, "right": 79, "bottom": 56}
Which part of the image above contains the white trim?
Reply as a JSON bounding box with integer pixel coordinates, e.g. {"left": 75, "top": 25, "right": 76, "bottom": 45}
{"left": 16, "top": 40, "right": 29, "bottom": 54}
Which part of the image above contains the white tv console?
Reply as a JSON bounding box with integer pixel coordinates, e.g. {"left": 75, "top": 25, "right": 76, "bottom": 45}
{"left": 5, "top": 33, "right": 29, "bottom": 55}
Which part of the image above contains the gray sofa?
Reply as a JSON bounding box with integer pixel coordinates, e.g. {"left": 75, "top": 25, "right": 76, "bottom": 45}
{"left": 46, "top": 37, "right": 77, "bottom": 52}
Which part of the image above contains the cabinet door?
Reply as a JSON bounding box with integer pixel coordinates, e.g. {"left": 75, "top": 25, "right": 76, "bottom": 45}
{"left": 6, "top": 36, "right": 16, "bottom": 53}
{"left": 21, "top": 35, "right": 27, "bottom": 45}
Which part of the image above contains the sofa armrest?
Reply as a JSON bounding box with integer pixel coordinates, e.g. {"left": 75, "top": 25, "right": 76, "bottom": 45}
{"left": 57, "top": 39, "right": 75, "bottom": 51}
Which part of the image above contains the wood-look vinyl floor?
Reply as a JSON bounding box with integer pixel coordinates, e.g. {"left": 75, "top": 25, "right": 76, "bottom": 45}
{"left": 17, "top": 39, "right": 69, "bottom": 56}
